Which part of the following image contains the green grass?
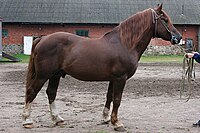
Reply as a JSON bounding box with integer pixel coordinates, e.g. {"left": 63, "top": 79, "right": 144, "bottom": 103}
{"left": 0, "top": 54, "right": 184, "bottom": 63}
{"left": 140, "top": 54, "right": 184, "bottom": 63}
{"left": 13, "top": 54, "right": 30, "bottom": 63}
{"left": 0, "top": 54, "right": 30, "bottom": 63}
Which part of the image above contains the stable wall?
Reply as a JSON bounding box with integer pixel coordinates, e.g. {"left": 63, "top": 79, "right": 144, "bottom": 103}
{"left": 1, "top": 23, "right": 198, "bottom": 54}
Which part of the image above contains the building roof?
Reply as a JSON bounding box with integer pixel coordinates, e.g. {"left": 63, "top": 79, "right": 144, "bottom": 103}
{"left": 0, "top": 0, "right": 200, "bottom": 25}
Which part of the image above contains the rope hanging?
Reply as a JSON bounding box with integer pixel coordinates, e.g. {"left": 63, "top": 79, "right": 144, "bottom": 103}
{"left": 176, "top": 45, "right": 196, "bottom": 102}
{"left": 181, "top": 54, "right": 195, "bottom": 102}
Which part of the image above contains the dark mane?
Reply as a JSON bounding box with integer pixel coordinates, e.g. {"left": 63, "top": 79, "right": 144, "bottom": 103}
{"left": 119, "top": 8, "right": 153, "bottom": 49}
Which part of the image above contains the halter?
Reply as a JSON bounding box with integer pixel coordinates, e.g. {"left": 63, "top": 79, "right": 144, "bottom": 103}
{"left": 151, "top": 9, "right": 171, "bottom": 38}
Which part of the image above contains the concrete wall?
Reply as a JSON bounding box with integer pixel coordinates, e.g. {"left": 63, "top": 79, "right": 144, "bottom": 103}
{"left": 180, "top": 25, "right": 198, "bottom": 51}
{"left": 3, "top": 44, "right": 23, "bottom": 54}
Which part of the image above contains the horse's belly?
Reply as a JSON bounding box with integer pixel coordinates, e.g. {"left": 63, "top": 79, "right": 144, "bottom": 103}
{"left": 68, "top": 71, "right": 110, "bottom": 81}
{"left": 65, "top": 64, "right": 111, "bottom": 81}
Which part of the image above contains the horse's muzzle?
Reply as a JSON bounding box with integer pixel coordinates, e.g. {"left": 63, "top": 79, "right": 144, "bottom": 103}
{"left": 171, "top": 34, "right": 182, "bottom": 44}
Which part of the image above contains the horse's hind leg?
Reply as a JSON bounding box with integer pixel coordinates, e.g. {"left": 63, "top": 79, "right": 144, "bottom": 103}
{"left": 46, "top": 75, "right": 64, "bottom": 125}
{"left": 103, "top": 81, "right": 113, "bottom": 123}
{"left": 22, "top": 77, "right": 47, "bottom": 128}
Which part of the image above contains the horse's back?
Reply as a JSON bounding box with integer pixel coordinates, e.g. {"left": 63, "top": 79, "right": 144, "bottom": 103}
{"left": 33, "top": 32, "right": 85, "bottom": 56}
{"left": 41, "top": 32, "right": 85, "bottom": 45}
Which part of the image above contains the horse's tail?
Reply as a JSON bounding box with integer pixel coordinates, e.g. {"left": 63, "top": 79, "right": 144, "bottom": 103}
{"left": 26, "top": 37, "right": 42, "bottom": 89}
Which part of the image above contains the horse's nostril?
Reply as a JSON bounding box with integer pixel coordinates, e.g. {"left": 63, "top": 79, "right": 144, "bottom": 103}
{"left": 171, "top": 35, "right": 180, "bottom": 44}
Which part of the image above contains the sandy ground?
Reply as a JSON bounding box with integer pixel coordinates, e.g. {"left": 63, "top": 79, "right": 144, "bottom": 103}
{"left": 0, "top": 63, "right": 200, "bottom": 133}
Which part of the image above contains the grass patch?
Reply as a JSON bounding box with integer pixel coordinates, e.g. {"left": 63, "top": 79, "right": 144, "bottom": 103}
{"left": 13, "top": 54, "right": 30, "bottom": 63}
{"left": 0, "top": 54, "right": 30, "bottom": 63}
{"left": 140, "top": 55, "right": 184, "bottom": 63}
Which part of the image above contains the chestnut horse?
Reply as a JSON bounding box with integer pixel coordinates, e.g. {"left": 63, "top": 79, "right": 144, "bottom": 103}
{"left": 22, "top": 4, "right": 182, "bottom": 131}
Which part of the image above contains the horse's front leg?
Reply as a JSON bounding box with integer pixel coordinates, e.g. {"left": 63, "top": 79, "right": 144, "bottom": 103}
{"left": 111, "top": 78, "right": 126, "bottom": 132}
{"left": 49, "top": 102, "right": 64, "bottom": 125}
{"left": 103, "top": 81, "right": 113, "bottom": 123}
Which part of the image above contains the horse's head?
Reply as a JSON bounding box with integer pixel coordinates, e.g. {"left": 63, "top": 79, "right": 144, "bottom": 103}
{"left": 152, "top": 4, "right": 182, "bottom": 44}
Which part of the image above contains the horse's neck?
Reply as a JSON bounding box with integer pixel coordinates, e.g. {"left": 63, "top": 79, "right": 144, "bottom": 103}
{"left": 118, "top": 9, "right": 154, "bottom": 60}
{"left": 132, "top": 28, "right": 154, "bottom": 60}
{"left": 128, "top": 14, "right": 154, "bottom": 60}
{"left": 103, "top": 25, "right": 154, "bottom": 60}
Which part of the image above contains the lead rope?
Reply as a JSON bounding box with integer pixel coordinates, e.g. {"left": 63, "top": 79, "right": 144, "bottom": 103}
{"left": 182, "top": 54, "right": 194, "bottom": 102}
{"left": 176, "top": 45, "right": 195, "bottom": 102}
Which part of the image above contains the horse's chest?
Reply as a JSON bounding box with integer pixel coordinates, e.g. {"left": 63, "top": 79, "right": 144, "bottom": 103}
{"left": 111, "top": 58, "right": 137, "bottom": 79}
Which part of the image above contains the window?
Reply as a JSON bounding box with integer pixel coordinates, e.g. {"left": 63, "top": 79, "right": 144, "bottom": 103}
{"left": 2, "top": 29, "right": 8, "bottom": 37}
{"left": 76, "top": 30, "right": 89, "bottom": 37}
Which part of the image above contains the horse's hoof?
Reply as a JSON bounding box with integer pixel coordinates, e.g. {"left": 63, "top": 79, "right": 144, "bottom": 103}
{"left": 22, "top": 119, "right": 33, "bottom": 129}
{"left": 56, "top": 120, "right": 64, "bottom": 126}
{"left": 114, "top": 126, "right": 126, "bottom": 132}
{"left": 103, "top": 119, "right": 110, "bottom": 124}
{"left": 193, "top": 120, "right": 200, "bottom": 127}
{"left": 103, "top": 120, "right": 110, "bottom": 124}
{"left": 23, "top": 124, "right": 33, "bottom": 129}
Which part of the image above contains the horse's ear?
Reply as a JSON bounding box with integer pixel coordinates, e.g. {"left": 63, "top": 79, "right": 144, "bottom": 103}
{"left": 156, "top": 3, "right": 163, "bottom": 13}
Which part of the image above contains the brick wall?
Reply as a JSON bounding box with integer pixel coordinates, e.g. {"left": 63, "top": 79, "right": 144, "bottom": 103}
{"left": 2, "top": 24, "right": 115, "bottom": 45}
{"left": 180, "top": 25, "right": 198, "bottom": 49}
{"left": 2, "top": 23, "right": 199, "bottom": 54}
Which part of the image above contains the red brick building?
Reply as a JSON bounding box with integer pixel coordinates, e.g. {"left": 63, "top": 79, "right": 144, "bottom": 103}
{"left": 2, "top": 24, "right": 115, "bottom": 44}
{"left": 1, "top": 0, "right": 200, "bottom": 54}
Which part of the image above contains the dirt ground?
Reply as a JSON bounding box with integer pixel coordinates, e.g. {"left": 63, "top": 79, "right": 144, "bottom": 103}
{"left": 0, "top": 63, "right": 200, "bottom": 133}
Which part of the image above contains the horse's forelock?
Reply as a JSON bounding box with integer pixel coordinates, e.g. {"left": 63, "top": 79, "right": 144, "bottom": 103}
{"left": 119, "top": 9, "right": 153, "bottom": 48}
